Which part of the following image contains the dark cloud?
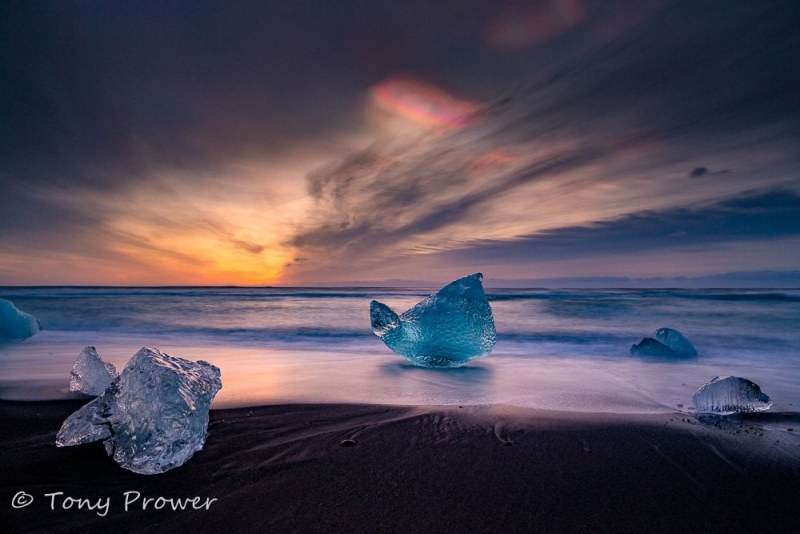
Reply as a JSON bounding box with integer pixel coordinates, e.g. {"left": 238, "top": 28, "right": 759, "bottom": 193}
{"left": 484, "top": 271, "right": 800, "bottom": 289}
{"left": 2, "top": 2, "right": 349, "bottom": 187}
{"left": 435, "top": 190, "right": 800, "bottom": 264}
{"left": 0, "top": 0, "right": 504, "bottom": 190}
{"left": 516, "top": 0, "right": 800, "bottom": 140}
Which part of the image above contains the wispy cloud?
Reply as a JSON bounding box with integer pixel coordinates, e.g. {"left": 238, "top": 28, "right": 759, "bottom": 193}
{"left": 285, "top": 1, "right": 800, "bottom": 281}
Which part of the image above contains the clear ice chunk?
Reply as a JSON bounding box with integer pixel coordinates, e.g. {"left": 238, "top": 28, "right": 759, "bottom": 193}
{"left": 370, "top": 273, "right": 496, "bottom": 368}
{"left": 56, "top": 347, "right": 222, "bottom": 474}
{"left": 630, "top": 327, "right": 697, "bottom": 357}
{"left": 0, "top": 299, "right": 42, "bottom": 341}
{"left": 692, "top": 376, "right": 772, "bottom": 415}
{"left": 69, "top": 346, "right": 118, "bottom": 396}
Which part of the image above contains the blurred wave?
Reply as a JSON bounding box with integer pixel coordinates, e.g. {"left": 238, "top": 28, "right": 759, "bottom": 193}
{"left": 0, "top": 286, "right": 798, "bottom": 360}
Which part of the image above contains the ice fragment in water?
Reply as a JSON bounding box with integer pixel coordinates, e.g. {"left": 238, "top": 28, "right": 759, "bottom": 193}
{"left": 69, "top": 346, "right": 118, "bottom": 396}
{"left": 630, "top": 327, "right": 696, "bottom": 357}
{"left": 370, "top": 273, "right": 495, "bottom": 368}
{"left": 0, "top": 299, "right": 42, "bottom": 341}
{"left": 692, "top": 376, "right": 772, "bottom": 415}
{"left": 654, "top": 327, "right": 697, "bottom": 357}
{"left": 56, "top": 347, "right": 222, "bottom": 474}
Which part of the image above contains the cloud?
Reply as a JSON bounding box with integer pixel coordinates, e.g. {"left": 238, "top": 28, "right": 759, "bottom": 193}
{"left": 289, "top": 142, "right": 591, "bottom": 253}
{"left": 1, "top": 1, "right": 799, "bottom": 284}
{"left": 281, "top": 1, "right": 800, "bottom": 283}
{"left": 437, "top": 190, "right": 800, "bottom": 264}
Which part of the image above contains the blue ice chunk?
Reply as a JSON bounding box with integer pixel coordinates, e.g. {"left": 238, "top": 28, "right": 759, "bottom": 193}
{"left": 56, "top": 347, "right": 222, "bottom": 474}
{"left": 630, "top": 327, "right": 697, "bottom": 357}
{"left": 370, "top": 273, "right": 496, "bottom": 368}
{"left": 654, "top": 327, "right": 697, "bottom": 357}
{"left": 692, "top": 376, "right": 772, "bottom": 415}
{"left": 0, "top": 299, "right": 41, "bottom": 341}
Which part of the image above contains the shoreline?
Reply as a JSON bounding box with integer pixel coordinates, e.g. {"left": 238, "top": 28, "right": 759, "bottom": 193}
{"left": 2, "top": 400, "right": 799, "bottom": 533}
{"left": 4, "top": 339, "right": 800, "bottom": 413}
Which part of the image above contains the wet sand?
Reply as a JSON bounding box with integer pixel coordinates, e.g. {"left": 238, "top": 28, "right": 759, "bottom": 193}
{"left": 2, "top": 400, "right": 798, "bottom": 533}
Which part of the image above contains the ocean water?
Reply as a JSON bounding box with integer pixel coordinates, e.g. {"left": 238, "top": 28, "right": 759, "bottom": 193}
{"left": 1, "top": 286, "right": 799, "bottom": 413}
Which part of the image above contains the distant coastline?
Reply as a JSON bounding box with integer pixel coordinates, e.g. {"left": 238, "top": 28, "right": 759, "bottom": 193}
{"left": 2, "top": 269, "right": 800, "bottom": 290}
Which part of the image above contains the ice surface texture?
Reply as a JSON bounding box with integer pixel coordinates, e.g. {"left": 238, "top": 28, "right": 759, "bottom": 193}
{"left": 630, "top": 327, "right": 697, "bottom": 357}
{"left": 69, "top": 346, "right": 118, "bottom": 396}
{"left": 56, "top": 347, "right": 222, "bottom": 474}
{"left": 0, "top": 299, "right": 41, "bottom": 341}
{"left": 370, "top": 273, "right": 496, "bottom": 368}
{"left": 693, "top": 376, "right": 772, "bottom": 415}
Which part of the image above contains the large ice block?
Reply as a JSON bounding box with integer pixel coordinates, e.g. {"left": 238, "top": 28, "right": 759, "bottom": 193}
{"left": 69, "top": 346, "right": 118, "bottom": 396}
{"left": 370, "top": 273, "right": 496, "bottom": 367}
{"left": 56, "top": 347, "right": 222, "bottom": 474}
{"left": 692, "top": 376, "right": 772, "bottom": 415}
{"left": 0, "top": 299, "right": 42, "bottom": 341}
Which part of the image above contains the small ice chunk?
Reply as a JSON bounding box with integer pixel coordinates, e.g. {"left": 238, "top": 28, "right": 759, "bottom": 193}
{"left": 69, "top": 346, "right": 118, "bottom": 396}
{"left": 0, "top": 299, "right": 42, "bottom": 341}
{"left": 654, "top": 327, "right": 697, "bottom": 357}
{"left": 370, "top": 273, "right": 496, "bottom": 368}
{"left": 56, "top": 347, "right": 222, "bottom": 474}
{"left": 630, "top": 327, "right": 697, "bottom": 357}
{"left": 692, "top": 376, "right": 772, "bottom": 415}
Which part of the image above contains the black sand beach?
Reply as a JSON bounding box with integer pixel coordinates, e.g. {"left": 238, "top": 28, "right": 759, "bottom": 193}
{"left": 2, "top": 400, "right": 799, "bottom": 533}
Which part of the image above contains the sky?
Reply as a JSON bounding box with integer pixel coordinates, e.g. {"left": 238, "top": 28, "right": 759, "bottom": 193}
{"left": 1, "top": 0, "right": 799, "bottom": 286}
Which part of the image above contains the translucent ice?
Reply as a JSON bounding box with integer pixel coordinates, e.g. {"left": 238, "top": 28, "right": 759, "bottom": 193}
{"left": 654, "top": 327, "right": 697, "bottom": 357}
{"left": 69, "top": 346, "right": 118, "bottom": 396}
{"left": 630, "top": 327, "right": 696, "bottom": 357}
{"left": 692, "top": 376, "right": 772, "bottom": 415}
{"left": 56, "top": 347, "right": 222, "bottom": 474}
{"left": 0, "top": 299, "right": 42, "bottom": 341}
{"left": 370, "top": 273, "right": 496, "bottom": 368}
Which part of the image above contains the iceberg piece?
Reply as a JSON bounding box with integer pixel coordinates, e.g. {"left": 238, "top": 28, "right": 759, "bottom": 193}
{"left": 56, "top": 347, "right": 222, "bottom": 474}
{"left": 630, "top": 327, "right": 697, "bottom": 357}
{"left": 0, "top": 299, "right": 42, "bottom": 341}
{"left": 692, "top": 376, "right": 772, "bottom": 415}
{"left": 370, "top": 273, "right": 496, "bottom": 368}
{"left": 69, "top": 346, "right": 118, "bottom": 396}
{"left": 654, "top": 327, "right": 697, "bottom": 357}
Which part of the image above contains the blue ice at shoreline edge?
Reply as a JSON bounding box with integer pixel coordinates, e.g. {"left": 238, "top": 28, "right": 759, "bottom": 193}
{"left": 370, "top": 273, "right": 496, "bottom": 367}
{"left": 0, "top": 299, "right": 41, "bottom": 341}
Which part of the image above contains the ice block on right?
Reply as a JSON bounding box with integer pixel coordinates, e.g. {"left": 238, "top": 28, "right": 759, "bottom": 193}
{"left": 692, "top": 376, "right": 772, "bottom": 415}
